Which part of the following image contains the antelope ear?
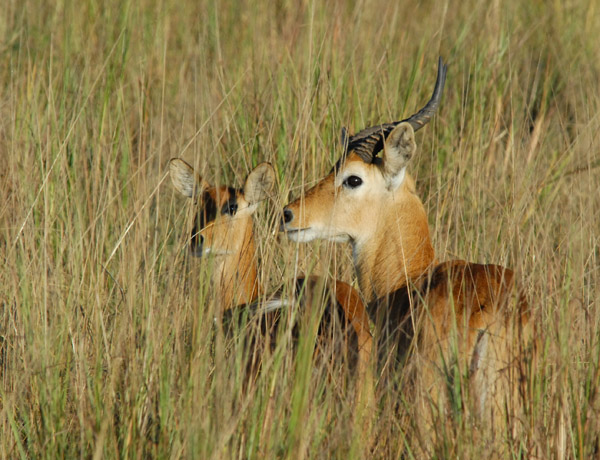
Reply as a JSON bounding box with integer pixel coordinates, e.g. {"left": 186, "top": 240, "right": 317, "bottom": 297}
{"left": 243, "top": 162, "right": 276, "bottom": 205}
{"left": 169, "top": 158, "right": 208, "bottom": 198}
{"left": 382, "top": 122, "right": 417, "bottom": 188}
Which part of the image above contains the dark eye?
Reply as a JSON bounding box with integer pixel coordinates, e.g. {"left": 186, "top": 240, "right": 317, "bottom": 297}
{"left": 222, "top": 202, "right": 238, "bottom": 215}
{"left": 342, "top": 175, "right": 363, "bottom": 189}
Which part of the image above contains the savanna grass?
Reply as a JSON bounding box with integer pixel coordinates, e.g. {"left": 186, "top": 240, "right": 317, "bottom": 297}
{"left": 1, "top": 0, "right": 599, "bottom": 458}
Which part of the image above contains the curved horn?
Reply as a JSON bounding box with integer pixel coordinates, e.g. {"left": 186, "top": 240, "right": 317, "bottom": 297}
{"left": 347, "top": 57, "right": 447, "bottom": 162}
{"left": 401, "top": 56, "right": 447, "bottom": 131}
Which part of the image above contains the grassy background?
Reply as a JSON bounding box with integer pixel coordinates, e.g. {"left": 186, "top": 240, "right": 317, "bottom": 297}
{"left": 1, "top": 0, "right": 599, "bottom": 457}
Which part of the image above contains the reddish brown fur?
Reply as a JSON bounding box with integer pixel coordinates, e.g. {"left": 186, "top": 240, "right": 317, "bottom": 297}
{"left": 169, "top": 159, "right": 374, "bottom": 399}
{"left": 282, "top": 123, "right": 534, "bottom": 450}
{"left": 193, "top": 185, "right": 260, "bottom": 309}
{"left": 302, "top": 277, "right": 374, "bottom": 380}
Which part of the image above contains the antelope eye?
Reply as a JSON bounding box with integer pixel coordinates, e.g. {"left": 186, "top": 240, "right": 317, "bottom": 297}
{"left": 222, "top": 202, "right": 238, "bottom": 215}
{"left": 342, "top": 175, "right": 363, "bottom": 189}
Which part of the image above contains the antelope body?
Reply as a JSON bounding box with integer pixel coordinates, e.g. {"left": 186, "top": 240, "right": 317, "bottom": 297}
{"left": 281, "top": 59, "right": 533, "bottom": 446}
{"left": 169, "top": 159, "right": 373, "bottom": 384}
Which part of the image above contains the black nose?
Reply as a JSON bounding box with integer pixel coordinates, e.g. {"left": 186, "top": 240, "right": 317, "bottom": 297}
{"left": 283, "top": 208, "right": 294, "bottom": 224}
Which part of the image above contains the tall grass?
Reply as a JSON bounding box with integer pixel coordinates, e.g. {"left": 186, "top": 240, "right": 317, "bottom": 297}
{"left": 1, "top": 0, "right": 599, "bottom": 457}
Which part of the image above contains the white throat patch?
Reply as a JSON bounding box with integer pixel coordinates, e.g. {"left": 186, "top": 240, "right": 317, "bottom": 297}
{"left": 387, "top": 167, "right": 406, "bottom": 190}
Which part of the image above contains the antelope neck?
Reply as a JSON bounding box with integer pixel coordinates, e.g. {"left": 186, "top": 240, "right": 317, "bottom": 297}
{"left": 213, "top": 219, "right": 260, "bottom": 310}
{"left": 352, "top": 186, "right": 435, "bottom": 303}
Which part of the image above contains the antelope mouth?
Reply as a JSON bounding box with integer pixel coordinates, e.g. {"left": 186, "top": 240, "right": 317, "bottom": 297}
{"left": 281, "top": 226, "right": 317, "bottom": 243}
{"left": 189, "top": 244, "right": 204, "bottom": 258}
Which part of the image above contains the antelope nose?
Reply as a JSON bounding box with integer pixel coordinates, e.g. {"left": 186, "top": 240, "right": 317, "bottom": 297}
{"left": 283, "top": 208, "right": 294, "bottom": 224}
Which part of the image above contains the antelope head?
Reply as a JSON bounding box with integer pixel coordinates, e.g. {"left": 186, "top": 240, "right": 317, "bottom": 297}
{"left": 281, "top": 58, "right": 446, "bottom": 298}
{"left": 170, "top": 159, "right": 276, "bottom": 258}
